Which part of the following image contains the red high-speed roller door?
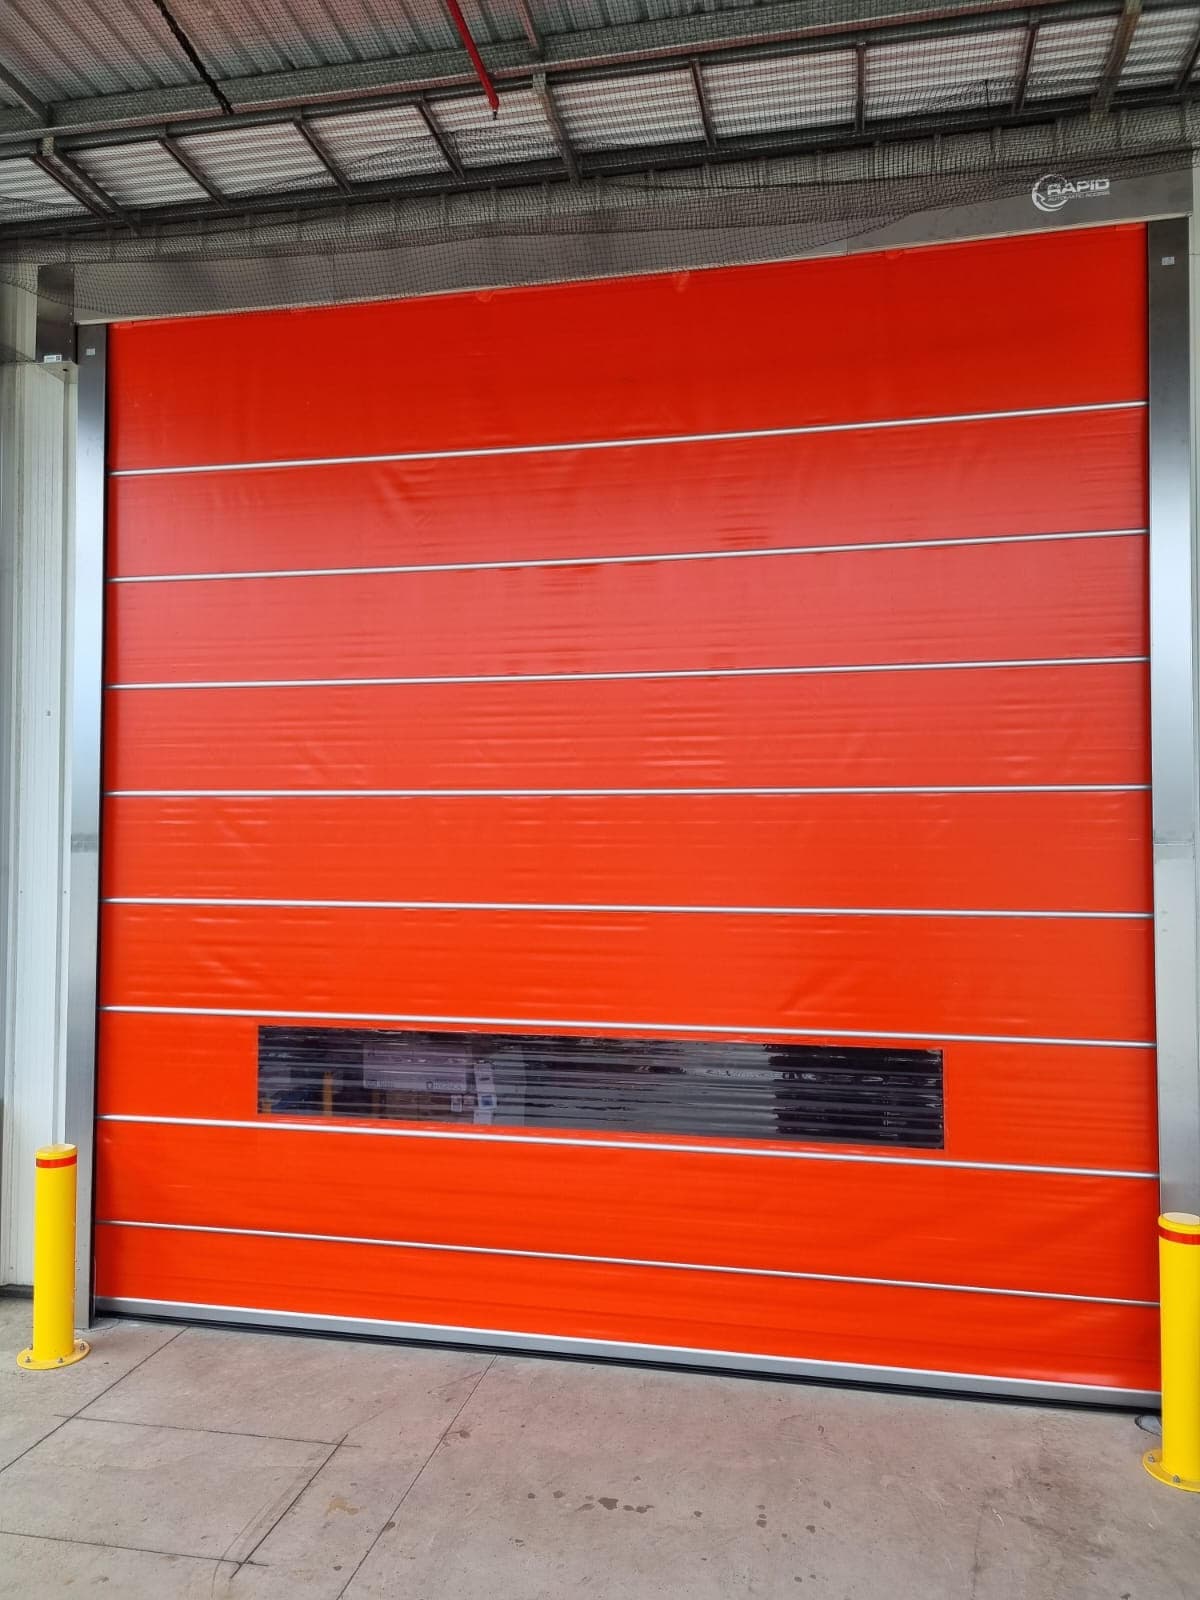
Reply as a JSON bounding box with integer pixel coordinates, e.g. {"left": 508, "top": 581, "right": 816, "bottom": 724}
{"left": 95, "top": 223, "right": 1159, "bottom": 1398}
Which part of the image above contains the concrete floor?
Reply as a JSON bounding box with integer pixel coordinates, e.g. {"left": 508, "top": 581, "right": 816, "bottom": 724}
{"left": 0, "top": 1295, "right": 1195, "bottom": 1599}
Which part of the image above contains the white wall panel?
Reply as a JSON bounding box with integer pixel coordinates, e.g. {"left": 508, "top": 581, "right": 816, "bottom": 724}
{"left": 0, "top": 276, "right": 74, "bottom": 1283}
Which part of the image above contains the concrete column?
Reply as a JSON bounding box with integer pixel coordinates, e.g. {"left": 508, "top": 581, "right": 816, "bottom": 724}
{"left": 0, "top": 271, "right": 75, "bottom": 1284}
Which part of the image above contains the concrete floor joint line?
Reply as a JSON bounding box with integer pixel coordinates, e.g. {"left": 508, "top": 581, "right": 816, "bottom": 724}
{"left": 332, "top": 1355, "right": 498, "bottom": 1600}
{"left": 229, "top": 1433, "right": 341, "bottom": 1570}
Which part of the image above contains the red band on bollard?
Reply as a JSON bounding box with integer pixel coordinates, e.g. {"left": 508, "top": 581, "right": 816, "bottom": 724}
{"left": 1159, "top": 1225, "right": 1200, "bottom": 1246}
{"left": 35, "top": 1153, "right": 76, "bottom": 1170}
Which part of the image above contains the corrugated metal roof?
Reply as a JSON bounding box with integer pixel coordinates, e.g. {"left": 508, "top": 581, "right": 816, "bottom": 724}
{"left": 166, "top": 0, "right": 516, "bottom": 74}
{"left": 308, "top": 104, "right": 450, "bottom": 179}
{"left": 496, "top": 0, "right": 764, "bottom": 37}
{"left": 437, "top": 87, "right": 560, "bottom": 166}
{"left": 520, "top": 0, "right": 763, "bottom": 29}
{"left": 1123, "top": 4, "right": 1200, "bottom": 83}
{"left": 555, "top": 69, "right": 705, "bottom": 150}
{"left": 703, "top": 52, "right": 856, "bottom": 136}
{"left": 867, "top": 28, "right": 1028, "bottom": 118}
{"left": 176, "top": 121, "right": 338, "bottom": 196}
{"left": 74, "top": 140, "right": 209, "bottom": 207}
{"left": 0, "top": 0, "right": 781, "bottom": 107}
{"left": 1, "top": 0, "right": 197, "bottom": 102}
{"left": 1026, "top": 15, "right": 1118, "bottom": 101}
{"left": 2, "top": 1, "right": 1197, "bottom": 123}
{"left": 4, "top": 3, "right": 1197, "bottom": 227}
{"left": 0, "top": 156, "right": 87, "bottom": 218}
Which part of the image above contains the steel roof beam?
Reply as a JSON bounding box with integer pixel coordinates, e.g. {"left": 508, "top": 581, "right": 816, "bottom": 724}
{"left": 535, "top": 69, "right": 579, "bottom": 180}
{"left": 417, "top": 99, "right": 465, "bottom": 176}
{"left": 515, "top": 0, "right": 543, "bottom": 56}
{"left": 1013, "top": 19, "right": 1038, "bottom": 111}
{"left": 0, "top": 0, "right": 1123, "bottom": 146}
{"left": 32, "top": 141, "right": 129, "bottom": 223}
{"left": 1093, "top": 0, "right": 1141, "bottom": 113}
{"left": 1176, "top": 18, "right": 1200, "bottom": 93}
{"left": 292, "top": 115, "right": 353, "bottom": 192}
{"left": 0, "top": 59, "right": 48, "bottom": 123}
{"left": 689, "top": 59, "right": 718, "bottom": 151}
{"left": 159, "top": 133, "right": 230, "bottom": 207}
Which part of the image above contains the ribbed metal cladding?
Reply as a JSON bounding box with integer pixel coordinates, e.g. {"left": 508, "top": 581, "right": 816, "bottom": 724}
{"left": 0, "top": 158, "right": 86, "bottom": 217}
{"left": 563, "top": 0, "right": 762, "bottom": 24}
{"left": 0, "top": 325, "right": 85, "bottom": 1291}
{"left": 702, "top": 52, "right": 856, "bottom": 135}
{"left": 308, "top": 105, "right": 450, "bottom": 179}
{"left": 74, "top": 143, "right": 208, "bottom": 208}
{"left": 167, "top": 0, "right": 443, "bottom": 73}
{"left": 258, "top": 1026, "right": 946, "bottom": 1149}
{"left": 175, "top": 123, "right": 337, "bottom": 196}
{"left": 436, "top": 88, "right": 560, "bottom": 167}
{"left": 1027, "top": 15, "right": 1119, "bottom": 100}
{"left": 866, "top": 29, "right": 1028, "bottom": 119}
{"left": 1123, "top": 5, "right": 1200, "bottom": 84}
{"left": 0, "top": 0, "right": 199, "bottom": 102}
{"left": 166, "top": 0, "right": 517, "bottom": 70}
{"left": 554, "top": 69, "right": 707, "bottom": 151}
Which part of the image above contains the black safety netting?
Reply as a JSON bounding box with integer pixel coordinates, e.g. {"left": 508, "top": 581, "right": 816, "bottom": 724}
{"left": 2, "top": 126, "right": 1193, "bottom": 322}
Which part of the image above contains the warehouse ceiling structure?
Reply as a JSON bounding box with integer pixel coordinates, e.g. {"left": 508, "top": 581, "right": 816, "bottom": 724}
{"left": 0, "top": 2, "right": 1197, "bottom": 225}
{"left": 0, "top": 0, "right": 1197, "bottom": 316}
{"left": 1, "top": 3, "right": 1198, "bottom": 312}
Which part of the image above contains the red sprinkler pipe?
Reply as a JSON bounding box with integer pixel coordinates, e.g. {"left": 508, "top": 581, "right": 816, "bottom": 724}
{"left": 444, "top": 0, "right": 500, "bottom": 113}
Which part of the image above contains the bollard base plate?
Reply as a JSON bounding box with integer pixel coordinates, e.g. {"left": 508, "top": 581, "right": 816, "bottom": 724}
{"left": 1143, "top": 1449, "right": 1200, "bottom": 1492}
{"left": 17, "top": 1339, "right": 90, "bottom": 1371}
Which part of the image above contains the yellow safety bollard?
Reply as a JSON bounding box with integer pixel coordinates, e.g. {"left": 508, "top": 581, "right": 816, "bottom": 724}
{"left": 1143, "top": 1212, "right": 1200, "bottom": 1492}
{"left": 16, "top": 1146, "right": 89, "bottom": 1371}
